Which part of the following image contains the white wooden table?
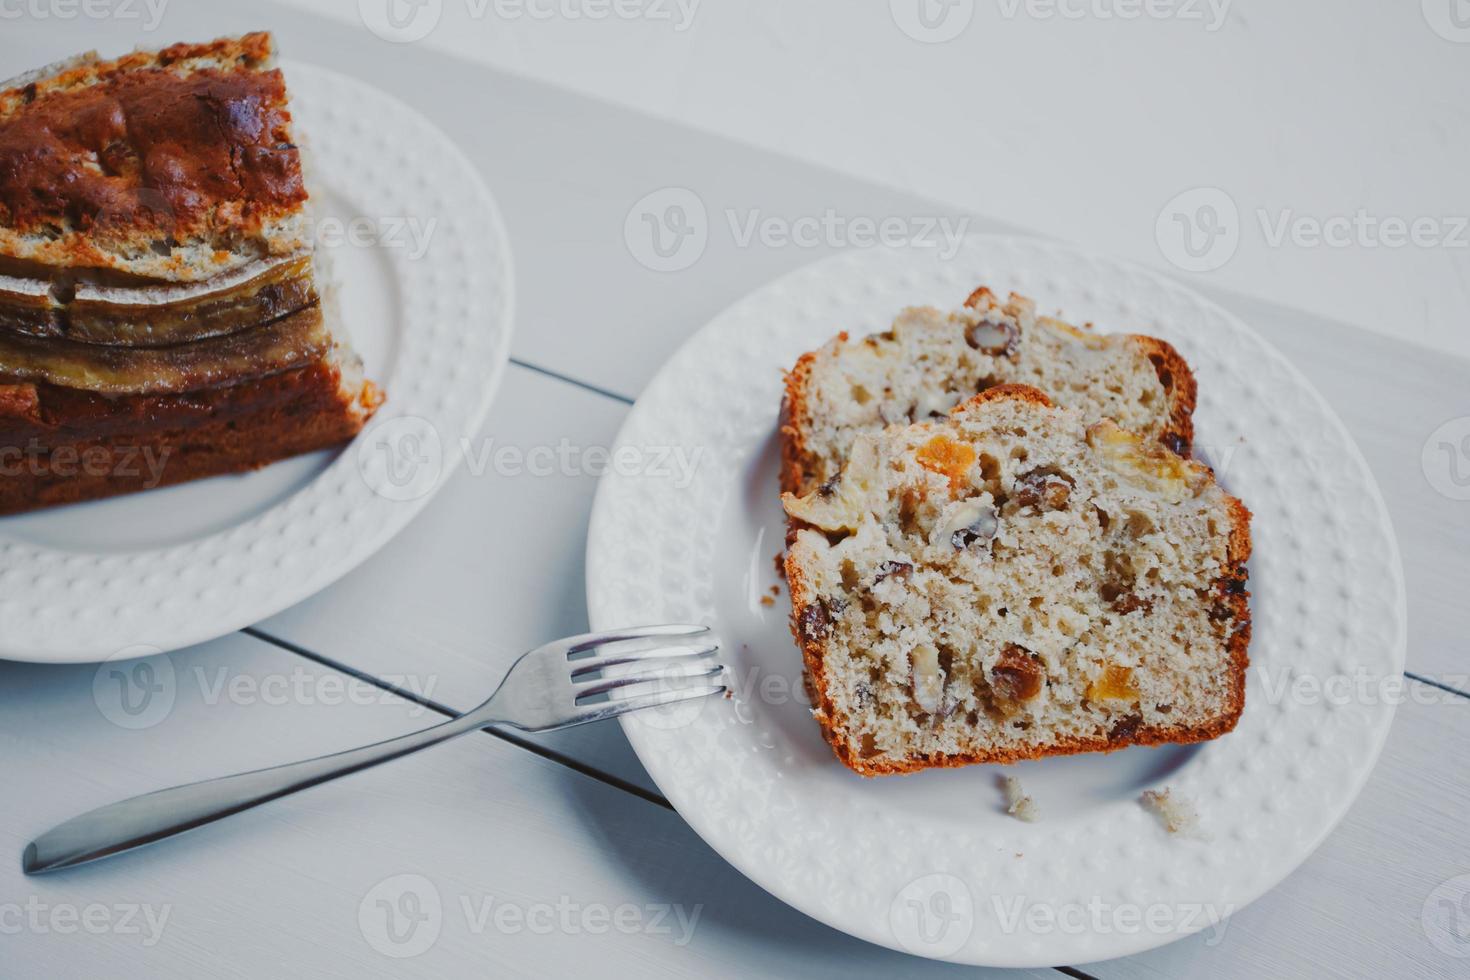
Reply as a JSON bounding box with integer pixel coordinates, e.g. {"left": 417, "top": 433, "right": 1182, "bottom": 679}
{"left": 3, "top": 6, "right": 1469, "bottom": 978}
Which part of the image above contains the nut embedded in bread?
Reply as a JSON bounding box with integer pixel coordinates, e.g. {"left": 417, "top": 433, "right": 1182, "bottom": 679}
{"left": 780, "top": 287, "right": 1197, "bottom": 496}
{"left": 782, "top": 384, "right": 1251, "bottom": 777}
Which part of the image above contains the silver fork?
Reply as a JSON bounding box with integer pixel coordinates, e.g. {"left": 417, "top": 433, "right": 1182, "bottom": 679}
{"left": 23, "top": 625, "right": 722, "bottom": 875}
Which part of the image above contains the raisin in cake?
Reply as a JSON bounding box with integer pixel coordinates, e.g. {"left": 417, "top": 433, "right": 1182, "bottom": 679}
{"left": 783, "top": 384, "right": 1250, "bottom": 777}
{"left": 0, "top": 33, "right": 380, "bottom": 514}
{"left": 780, "top": 287, "right": 1196, "bottom": 496}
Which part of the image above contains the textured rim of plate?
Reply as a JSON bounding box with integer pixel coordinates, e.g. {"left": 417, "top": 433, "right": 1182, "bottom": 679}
{"left": 585, "top": 236, "right": 1407, "bottom": 967}
{"left": 0, "top": 63, "right": 515, "bottom": 663}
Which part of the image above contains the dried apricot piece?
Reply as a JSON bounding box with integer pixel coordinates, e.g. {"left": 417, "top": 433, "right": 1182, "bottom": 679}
{"left": 1087, "top": 664, "right": 1136, "bottom": 701}
{"left": 916, "top": 435, "right": 976, "bottom": 494}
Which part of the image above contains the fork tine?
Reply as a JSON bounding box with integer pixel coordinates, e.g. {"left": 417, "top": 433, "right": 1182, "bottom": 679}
{"left": 574, "top": 664, "right": 725, "bottom": 703}
{"left": 569, "top": 643, "right": 719, "bottom": 679}
{"left": 564, "top": 685, "right": 726, "bottom": 728}
{"left": 564, "top": 625, "right": 709, "bottom": 656}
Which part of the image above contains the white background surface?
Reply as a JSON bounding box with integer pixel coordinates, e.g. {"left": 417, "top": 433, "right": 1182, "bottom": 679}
{"left": 2, "top": 4, "right": 1468, "bottom": 978}
{"left": 286, "top": 0, "right": 1470, "bottom": 360}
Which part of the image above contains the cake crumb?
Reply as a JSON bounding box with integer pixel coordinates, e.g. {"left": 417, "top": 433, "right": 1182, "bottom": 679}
{"left": 1140, "top": 788, "right": 1206, "bottom": 839}
{"left": 759, "top": 595, "right": 775, "bottom": 607}
{"left": 773, "top": 552, "right": 787, "bottom": 580}
{"left": 1002, "top": 774, "right": 1041, "bottom": 823}
{"left": 769, "top": 584, "right": 781, "bottom": 596}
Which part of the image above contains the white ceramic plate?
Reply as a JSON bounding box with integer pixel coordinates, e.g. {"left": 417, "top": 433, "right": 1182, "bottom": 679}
{"left": 586, "top": 236, "right": 1406, "bottom": 967}
{"left": 0, "top": 63, "right": 514, "bottom": 663}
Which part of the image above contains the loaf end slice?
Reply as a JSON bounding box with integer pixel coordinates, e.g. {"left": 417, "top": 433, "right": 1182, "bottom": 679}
{"left": 780, "top": 288, "right": 1197, "bottom": 497}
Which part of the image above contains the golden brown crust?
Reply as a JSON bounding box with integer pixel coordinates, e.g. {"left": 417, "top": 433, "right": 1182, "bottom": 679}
{"left": 778, "top": 339, "right": 827, "bottom": 498}
{"left": 0, "top": 32, "right": 307, "bottom": 282}
{"left": 1133, "top": 337, "right": 1198, "bottom": 458}
{"left": 0, "top": 35, "right": 275, "bottom": 112}
{"left": 785, "top": 382, "right": 1252, "bottom": 777}
{"left": 0, "top": 359, "right": 380, "bottom": 515}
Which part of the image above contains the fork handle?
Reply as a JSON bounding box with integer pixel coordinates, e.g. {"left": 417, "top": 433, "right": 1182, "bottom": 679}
{"left": 24, "top": 711, "right": 486, "bottom": 874}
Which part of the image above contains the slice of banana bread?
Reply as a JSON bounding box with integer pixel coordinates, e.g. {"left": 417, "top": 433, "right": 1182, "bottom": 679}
{"left": 780, "top": 287, "right": 1196, "bottom": 496}
{"left": 0, "top": 33, "right": 382, "bottom": 515}
{"left": 783, "top": 384, "right": 1250, "bottom": 777}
